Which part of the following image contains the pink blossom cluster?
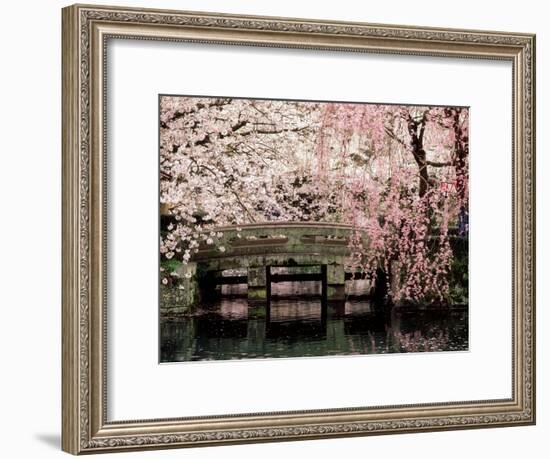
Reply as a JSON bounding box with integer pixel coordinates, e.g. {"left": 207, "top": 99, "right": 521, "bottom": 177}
{"left": 160, "top": 96, "right": 468, "bottom": 303}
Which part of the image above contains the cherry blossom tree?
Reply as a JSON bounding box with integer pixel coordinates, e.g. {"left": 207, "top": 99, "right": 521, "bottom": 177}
{"left": 314, "top": 103, "right": 468, "bottom": 303}
{"left": 159, "top": 96, "right": 469, "bottom": 304}
{"left": 160, "top": 96, "right": 320, "bottom": 268}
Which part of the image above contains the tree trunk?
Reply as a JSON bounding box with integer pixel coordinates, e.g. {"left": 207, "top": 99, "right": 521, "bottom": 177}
{"left": 406, "top": 110, "right": 430, "bottom": 198}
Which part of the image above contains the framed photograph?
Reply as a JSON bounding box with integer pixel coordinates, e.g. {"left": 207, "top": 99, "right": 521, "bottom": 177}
{"left": 62, "top": 4, "right": 535, "bottom": 454}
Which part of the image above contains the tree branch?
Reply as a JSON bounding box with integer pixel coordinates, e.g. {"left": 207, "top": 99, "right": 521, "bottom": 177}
{"left": 160, "top": 98, "right": 232, "bottom": 128}
{"left": 231, "top": 190, "right": 256, "bottom": 223}
{"left": 426, "top": 160, "right": 453, "bottom": 167}
{"left": 237, "top": 125, "right": 310, "bottom": 137}
{"left": 384, "top": 127, "right": 407, "bottom": 148}
{"left": 418, "top": 110, "right": 429, "bottom": 145}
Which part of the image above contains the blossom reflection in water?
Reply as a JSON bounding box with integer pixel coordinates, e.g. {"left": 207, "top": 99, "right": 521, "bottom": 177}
{"left": 160, "top": 281, "right": 468, "bottom": 362}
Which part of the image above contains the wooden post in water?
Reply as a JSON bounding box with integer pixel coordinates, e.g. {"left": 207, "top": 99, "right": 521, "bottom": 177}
{"left": 321, "top": 264, "right": 328, "bottom": 326}
{"left": 321, "top": 264, "right": 328, "bottom": 305}
{"left": 265, "top": 265, "right": 271, "bottom": 327}
{"left": 247, "top": 266, "right": 267, "bottom": 302}
{"left": 326, "top": 264, "right": 346, "bottom": 302}
{"left": 265, "top": 265, "right": 272, "bottom": 302}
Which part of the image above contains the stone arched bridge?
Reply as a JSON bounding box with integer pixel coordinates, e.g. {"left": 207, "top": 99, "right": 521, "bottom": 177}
{"left": 169, "top": 222, "right": 366, "bottom": 314}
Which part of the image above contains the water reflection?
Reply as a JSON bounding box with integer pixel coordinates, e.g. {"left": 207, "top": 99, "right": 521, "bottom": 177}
{"left": 160, "top": 281, "right": 468, "bottom": 362}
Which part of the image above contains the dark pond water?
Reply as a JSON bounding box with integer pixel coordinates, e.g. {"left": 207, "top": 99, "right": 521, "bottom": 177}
{"left": 160, "top": 281, "right": 468, "bottom": 363}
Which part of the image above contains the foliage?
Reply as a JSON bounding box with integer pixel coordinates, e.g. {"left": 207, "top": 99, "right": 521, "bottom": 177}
{"left": 159, "top": 96, "right": 469, "bottom": 304}
{"left": 446, "top": 238, "right": 469, "bottom": 305}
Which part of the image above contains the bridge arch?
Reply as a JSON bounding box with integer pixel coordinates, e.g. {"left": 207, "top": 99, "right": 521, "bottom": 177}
{"left": 168, "top": 222, "right": 368, "bottom": 313}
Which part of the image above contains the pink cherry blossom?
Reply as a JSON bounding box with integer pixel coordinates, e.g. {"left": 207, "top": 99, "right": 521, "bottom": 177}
{"left": 160, "top": 96, "right": 468, "bottom": 304}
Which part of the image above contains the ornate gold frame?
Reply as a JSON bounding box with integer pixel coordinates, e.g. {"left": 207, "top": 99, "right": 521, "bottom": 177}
{"left": 62, "top": 3, "right": 536, "bottom": 454}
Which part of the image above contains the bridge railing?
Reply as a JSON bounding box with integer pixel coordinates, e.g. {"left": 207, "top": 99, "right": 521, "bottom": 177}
{"left": 191, "top": 221, "right": 361, "bottom": 261}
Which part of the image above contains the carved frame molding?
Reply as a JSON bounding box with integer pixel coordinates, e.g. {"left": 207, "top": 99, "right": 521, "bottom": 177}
{"left": 62, "top": 4, "right": 535, "bottom": 454}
